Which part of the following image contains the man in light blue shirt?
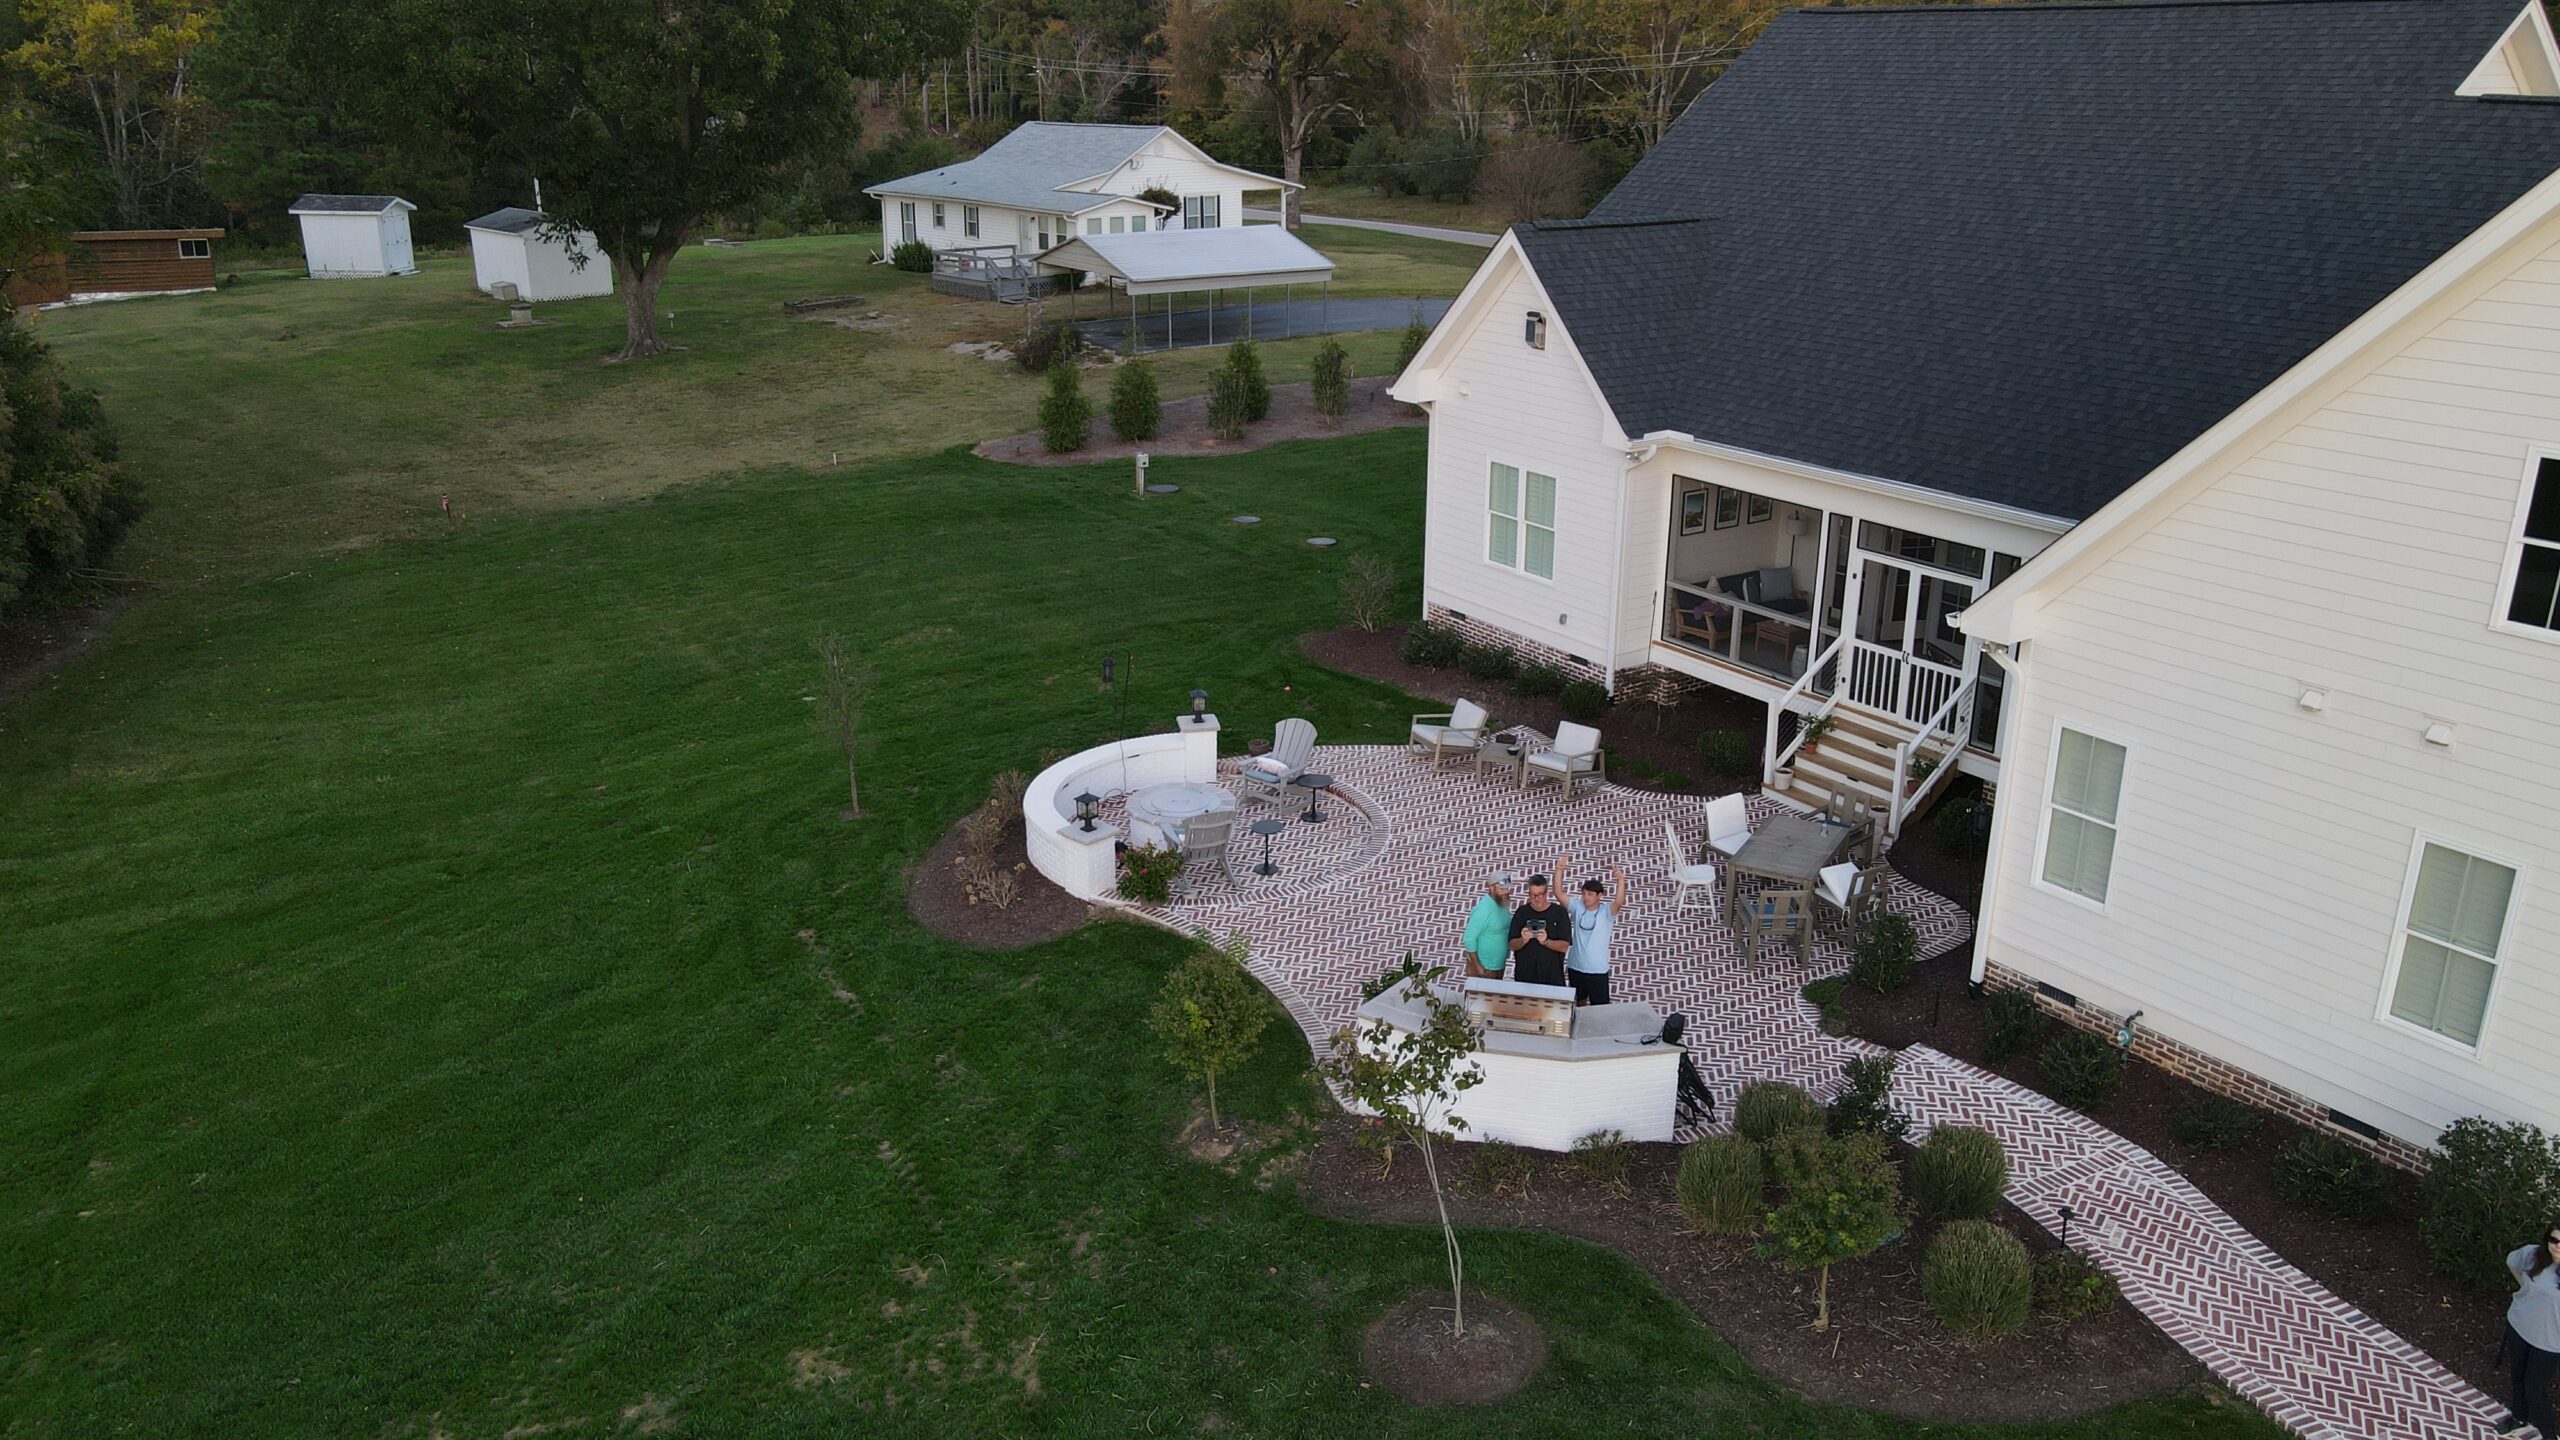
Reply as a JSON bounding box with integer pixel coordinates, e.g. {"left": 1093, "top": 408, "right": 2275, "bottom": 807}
{"left": 1558, "top": 852, "right": 1628, "bottom": 1007}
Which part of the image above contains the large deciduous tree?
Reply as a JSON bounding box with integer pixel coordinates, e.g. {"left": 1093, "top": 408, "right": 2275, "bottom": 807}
{"left": 8, "top": 0, "right": 216, "bottom": 228}
{"left": 1168, "top": 0, "right": 1413, "bottom": 229}
{"left": 313, "top": 0, "right": 962, "bottom": 360}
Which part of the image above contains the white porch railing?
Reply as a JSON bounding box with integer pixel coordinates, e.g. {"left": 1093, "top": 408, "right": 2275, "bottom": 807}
{"left": 1888, "top": 675, "right": 1978, "bottom": 836}
{"left": 1762, "top": 631, "right": 1848, "bottom": 788}
{"left": 1843, "top": 639, "right": 1966, "bottom": 727}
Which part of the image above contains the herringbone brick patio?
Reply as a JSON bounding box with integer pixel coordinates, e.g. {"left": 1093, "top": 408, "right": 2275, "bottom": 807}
{"left": 1120, "top": 738, "right": 2516, "bottom": 1440}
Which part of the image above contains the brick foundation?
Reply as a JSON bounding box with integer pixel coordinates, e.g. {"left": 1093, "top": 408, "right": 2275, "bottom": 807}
{"left": 1981, "top": 961, "right": 2432, "bottom": 1173}
{"left": 1424, "top": 605, "right": 1608, "bottom": 687}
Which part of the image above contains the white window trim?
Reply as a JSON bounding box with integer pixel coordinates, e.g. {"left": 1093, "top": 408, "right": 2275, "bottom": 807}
{"left": 1480, "top": 458, "right": 1559, "bottom": 585}
{"left": 2371, "top": 830, "right": 2528, "bottom": 1057}
{"left": 963, "top": 206, "right": 980, "bottom": 239}
{"left": 932, "top": 202, "right": 945, "bottom": 227}
{"left": 178, "top": 238, "right": 210, "bottom": 259}
{"left": 2029, "top": 717, "right": 2130, "bottom": 915}
{"left": 2490, "top": 447, "right": 2560, "bottom": 645}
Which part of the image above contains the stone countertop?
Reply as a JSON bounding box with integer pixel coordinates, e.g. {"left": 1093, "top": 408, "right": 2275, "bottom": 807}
{"left": 1354, "top": 985, "right": 1678, "bottom": 1063}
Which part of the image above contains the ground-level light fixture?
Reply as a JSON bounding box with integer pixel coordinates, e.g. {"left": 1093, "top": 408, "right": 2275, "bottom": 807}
{"left": 1189, "top": 687, "right": 1209, "bottom": 720}
{"left": 1075, "top": 791, "right": 1100, "bottom": 832}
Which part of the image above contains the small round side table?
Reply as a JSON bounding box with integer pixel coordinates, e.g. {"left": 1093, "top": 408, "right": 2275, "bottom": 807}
{"left": 1250, "top": 817, "right": 1287, "bottom": 875}
{"left": 1292, "top": 772, "right": 1335, "bottom": 824}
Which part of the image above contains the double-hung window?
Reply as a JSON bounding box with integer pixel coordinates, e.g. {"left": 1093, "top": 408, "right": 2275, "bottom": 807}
{"left": 1182, "top": 195, "right": 1220, "bottom": 229}
{"left": 963, "top": 206, "right": 980, "bottom": 239}
{"left": 1108, "top": 215, "right": 1126, "bottom": 234}
{"left": 1485, "top": 463, "right": 1556, "bottom": 580}
{"left": 2498, "top": 456, "right": 2560, "bottom": 636}
{"left": 932, "top": 202, "right": 946, "bottom": 228}
{"left": 2384, "top": 841, "right": 2518, "bottom": 1049}
{"left": 2039, "top": 728, "right": 2126, "bottom": 905}
{"left": 1086, "top": 216, "right": 1103, "bottom": 235}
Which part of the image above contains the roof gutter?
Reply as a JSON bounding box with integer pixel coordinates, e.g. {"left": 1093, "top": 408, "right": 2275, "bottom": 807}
{"left": 1626, "top": 430, "right": 2077, "bottom": 535}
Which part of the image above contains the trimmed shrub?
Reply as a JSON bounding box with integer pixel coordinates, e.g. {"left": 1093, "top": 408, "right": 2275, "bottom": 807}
{"left": 1475, "top": 1138, "right": 1534, "bottom": 1197}
{"left": 2168, "top": 1093, "right": 2264, "bottom": 1154}
{"left": 1399, "top": 621, "right": 1465, "bottom": 668}
{"left": 1908, "top": 1125, "right": 2008, "bottom": 1224}
{"left": 1696, "top": 728, "right": 1756, "bottom": 777}
{"left": 1735, "top": 1081, "right": 1825, "bottom": 1143}
{"left": 1827, "top": 1053, "right": 1909, "bottom": 1144}
{"left": 1848, "top": 912, "right": 1919, "bottom": 995}
{"left": 1559, "top": 680, "right": 1610, "bottom": 722}
{"left": 2423, "top": 1118, "right": 2560, "bottom": 1289}
{"left": 2037, "top": 1030, "right": 2125, "bottom": 1113}
{"left": 1982, "top": 988, "right": 2049, "bottom": 1064}
{"left": 1676, "top": 1134, "right": 1765, "bottom": 1234}
{"left": 1802, "top": 977, "right": 1850, "bottom": 1036}
{"left": 1396, "top": 304, "right": 1431, "bottom": 381}
{"left": 2033, "top": 1250, "right": 2118, "bottom": 1321}
{"left": 1107, "top": 353, "right": 1161, "bottom": 441}
{"left": 1014, "top": 320, "right": 1078, "bottom": 374}
{"left": 1229, "top": 338, "right": 1271, "bottom": 421}
{"left": 1511, "top": 661, "right": 1567, "bottom": 697}
{"left": 1457, "top": 641, "right": 1518, "bottom": 680}
{"left": 1310, "top": 337, "right": 1351, "bottom": 424}
{"left": 1038, "top": 356, "right": 1091, "bottom": 453}
{"left": 1116, "top": 843, "right": 1183, "bottom": 903}
{"left": 889, "top": 239, "right": 933, "bottom": 272}
{"left": 1924, "top": 1221, "right": 2032, "bottom": 1336}
{"left": 2273, "top": 1133, "right": 2389, "bottom": 1221}
{"left": 1570, "top": 1128, "right": 1634, "bottom": 1192}
{"left": 1206, "top": 357, "right": 1252, "bottom": 439}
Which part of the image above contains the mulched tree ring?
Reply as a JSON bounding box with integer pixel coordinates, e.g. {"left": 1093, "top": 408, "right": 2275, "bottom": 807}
{"left": 1361, "top": 1290, "right": 1547, "bottom": 1406}
{"left": 906, "top": 808, "right": 1092, "bottom": 951}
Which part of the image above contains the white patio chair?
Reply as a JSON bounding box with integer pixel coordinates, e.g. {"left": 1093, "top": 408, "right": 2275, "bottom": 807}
{"left": 1238, "top": 718, "right": 1317, "bottom": 806}
{"left": 1662, "top": 819, "right": 1722, "bottom": 917}
{"left": 1521, "top": 722, "right": 1606, "bottom": 802}
{"left": 1173, "top": 812, "right": 1237, "bottom": 897}
{"left": 1409, "top": 699, "right": 1491, "bottom": 769}
{"left": 1815, "top": 860, "right": 1888, "bottom": 936}
{"left": 1705, "top": 793, "right": 1753, "bottom": 859}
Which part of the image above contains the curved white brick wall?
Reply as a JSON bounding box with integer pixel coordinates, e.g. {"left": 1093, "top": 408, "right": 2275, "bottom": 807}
{"left": 1023, "top": 720, "right": 1221, "bottom": 901}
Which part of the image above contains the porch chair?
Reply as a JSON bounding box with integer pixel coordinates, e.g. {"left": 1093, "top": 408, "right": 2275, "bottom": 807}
{"left": 1521, "top": 722, "right": 1606, "bottom": 802}
{"left": 1669, "top": 596, "right": 1730, "bottom": 653}
{"left": 1409, "top": 699, "right": 1492, "bottom": 769}
{"left": 1815, "top": 861, "right": 1890, "bottom": 938}
{"left": 1238, "top": 718, "right": 1317, "bottom": 806}
{"left": 1738, "top": 887, "right": 1811, "bottom": 968}
{"left": 1661, "top": 820, "right": 1722, "bottom": 918}
{"left": 1704, "top": 793, "right": 1753, "bottom": 860}
{"left": 1172, "top": 812, "right": 1238, "bottom": 897}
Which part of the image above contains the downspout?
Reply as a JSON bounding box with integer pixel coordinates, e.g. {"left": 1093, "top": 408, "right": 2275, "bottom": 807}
{"left": 1604, "top": 450, "right": 1635, "bottom": 692}
{"left": 1967, "top": 637, "right": 2026, "bottom": 986}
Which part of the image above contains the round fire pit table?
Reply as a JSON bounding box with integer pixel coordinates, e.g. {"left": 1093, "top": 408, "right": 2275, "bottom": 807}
{"left": 1292, "top": 772, "right": 1335, "bottom": 824}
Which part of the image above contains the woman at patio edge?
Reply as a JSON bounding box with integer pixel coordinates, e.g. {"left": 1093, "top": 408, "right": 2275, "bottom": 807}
{"left": 2500, "top": 1224, "right": 2560, "bottom": 1436}
{"left": 1462, "top": 873, "right": 1513, "bottom": 981}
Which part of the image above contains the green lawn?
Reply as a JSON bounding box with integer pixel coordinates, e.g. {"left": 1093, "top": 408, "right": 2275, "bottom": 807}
{"left": 30, "top": 225, "right": 1455, "bottom": 585}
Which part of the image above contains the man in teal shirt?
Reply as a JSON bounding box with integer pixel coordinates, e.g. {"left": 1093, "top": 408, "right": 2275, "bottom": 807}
{"left": 1462, "top": 873, "right": 1514, "bottom": 980}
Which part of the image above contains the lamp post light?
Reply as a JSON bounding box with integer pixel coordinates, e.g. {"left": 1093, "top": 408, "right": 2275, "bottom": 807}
{"left": 1189, "top": 688, "right": 1209, "bottom": 721}
{"left": 1075, "top": 791, "right": 1100, "bottom": 832}
{"left": 2058, "top": 1204, "right": 2076, "bottom": 1249}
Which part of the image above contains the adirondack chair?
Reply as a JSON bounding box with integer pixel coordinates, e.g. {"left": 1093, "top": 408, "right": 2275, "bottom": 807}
{"left": 1173, "top": 812, "right": 1238, "bottom": 897}
{"left": 1238, "top": 718, "right": 1317, "bottom": 806}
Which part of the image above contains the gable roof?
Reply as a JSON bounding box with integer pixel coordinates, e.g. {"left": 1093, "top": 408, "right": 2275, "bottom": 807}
{"left": 466, "top": 207, "right": 545, "bottom": 236}
{"left": 289, "top": 194, "right": 413, "bottom": 215}
{"left": 863, "top": 122, "right": 1294, "bottom": 214}
{"left": 1518, "top": 0, "right": 2560, "bottom": 522}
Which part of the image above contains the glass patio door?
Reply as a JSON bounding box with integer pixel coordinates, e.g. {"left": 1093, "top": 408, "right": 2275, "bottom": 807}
{"left": 1842, "top": 554, "right": 1971, "bottom": 723}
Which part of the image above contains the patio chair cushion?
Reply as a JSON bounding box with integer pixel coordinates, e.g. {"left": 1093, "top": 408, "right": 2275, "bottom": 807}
{"left": 1526, "top": 748, "right": 1597, "bottom": 776}
{"left": 1449, "top": 698, "right": 1489, "bottom": 732}
{"left": 1818, "top": 861, "right": 1859, "bottom": 907}
{"left": 1552, "top": 721, "right": 1601, "bottom": 756}
{"left": 1717, "top": 571, "right": 1760, "bottom": 602}
{"left": 1756, "top": 567, "right": 1798, "bottom": 602}
{"left": 1244, "top": 755, "right": 1295, "bottom": 780}
{"left": 1411, "top": 721, "right": 1482, "bottom": 751}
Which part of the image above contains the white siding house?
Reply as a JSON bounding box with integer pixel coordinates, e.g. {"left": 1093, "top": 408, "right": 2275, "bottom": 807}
{"left": 1393, "top": 0, "right": 2560, "bottom": 1161}
{"left": 287, "top": 195, "right": 417, "bottom": 278}
{"left": 464, "top": 209, "right": 614, "bottom": 303}
{"left": 863, "top": 122, "right": 1295, "bottom": 263}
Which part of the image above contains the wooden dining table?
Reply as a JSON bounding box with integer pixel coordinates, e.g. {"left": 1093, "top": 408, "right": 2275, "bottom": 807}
{"left": 1721, "top": 811, "right": 1863, "bottom": 910}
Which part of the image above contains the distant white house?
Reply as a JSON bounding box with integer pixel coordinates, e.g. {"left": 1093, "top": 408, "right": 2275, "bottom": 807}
{"left": 862, "top": 121, "right": 1296, "bottom": 261}
{"left": 464, "top": 208, "right": 613, "bottom": 303}
{"left": 1393, "top": 0, "right": 2560, "bottom": 1163}
{"left": 287, "top": 195, "right": 417, "bottom": 279}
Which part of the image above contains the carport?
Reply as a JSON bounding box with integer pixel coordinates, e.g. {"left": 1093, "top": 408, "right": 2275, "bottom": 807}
{"left": 1036, "top": 226, "right": 1337, "bottom": 351}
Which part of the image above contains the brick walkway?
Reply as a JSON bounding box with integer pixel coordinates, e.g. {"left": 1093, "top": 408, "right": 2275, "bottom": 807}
{"left": 1130, "top": 738, "right": 2515, "bottom": 1440}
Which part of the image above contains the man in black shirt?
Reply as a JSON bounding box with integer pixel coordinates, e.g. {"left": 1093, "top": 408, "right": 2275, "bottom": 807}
{"left": 1508, "top": 873, "right": 1573, "bottom": 988}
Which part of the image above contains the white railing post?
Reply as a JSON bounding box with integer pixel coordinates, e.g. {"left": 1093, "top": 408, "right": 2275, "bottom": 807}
{"left": 1763, "top": 631, "right": 1848, "bottom": 788}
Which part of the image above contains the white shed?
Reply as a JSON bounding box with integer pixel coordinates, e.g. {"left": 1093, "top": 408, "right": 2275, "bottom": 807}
{"left": 465, "top": 208, "right": 615, "bottom": 303}
{"left": 287, "top": 195, "right": 417, "bottom": 278}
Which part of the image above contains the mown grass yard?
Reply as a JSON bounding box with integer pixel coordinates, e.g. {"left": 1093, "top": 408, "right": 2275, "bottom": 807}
{"left": 1, "top": 233, "right": 2276, "bottom": 1438}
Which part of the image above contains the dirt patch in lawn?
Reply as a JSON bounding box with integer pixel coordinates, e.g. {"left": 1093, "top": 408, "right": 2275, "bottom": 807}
{"left": 0, "top": 594, "right": 128, "bottom": 714}
{"left": 1304, "top": 1122, "right": 2205, "bottom": 1423}
{"left": 974, "top": 375, "right": 1421, "bottom": 467}
{"left": 906, "top": 809, "right": 1091, "bottom": 952}
{"left": 1362, "top": 1290, "right": 1547, "bottom": 1406}
{"left": 1838, "top": 949, "right": 2509, "bottom": 1401}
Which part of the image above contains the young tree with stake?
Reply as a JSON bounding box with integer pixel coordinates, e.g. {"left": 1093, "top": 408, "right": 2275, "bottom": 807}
{"left": 1148, "top": 932, "right": 1272, "bottom": 1130}
{"left": 812, "top": 631, "right": 872, "bottom": 818}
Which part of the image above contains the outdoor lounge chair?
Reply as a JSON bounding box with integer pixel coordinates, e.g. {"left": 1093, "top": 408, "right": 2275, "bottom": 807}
{"left": 1238, "top": 718, "right": 1317, "bottom": 806}
{"left": 1704, "top": 793, "right": 1753, "bottom": 860}
{"left": 1409, "top": 699, "right": 1491, "bottom": 769}
{"left": 1521, "top": 722, "right": 1605, "bottom": 802}
{"left": 1661, "top": 820, "right": 1722, "bottom": 917}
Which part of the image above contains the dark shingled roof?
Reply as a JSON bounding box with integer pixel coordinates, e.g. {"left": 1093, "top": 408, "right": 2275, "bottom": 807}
{"left": 289, "top": 194, "right": 407, "bottom": 214}
{"left": 466, "top": 207, "right": 544, "bottom": 235}
{"left": 1524, "top": 0, "right": 2560, "bottom": 521}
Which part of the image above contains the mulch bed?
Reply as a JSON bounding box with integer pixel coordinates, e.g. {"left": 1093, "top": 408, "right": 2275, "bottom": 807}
{"left": 1839, "top": 950, "right": 2510, "bottom": 1401}
{"left": 1303, "top": 1122, "right": 2206, "bottom": 1423}
{"left": 973, "top": 375, "right": 1421, "bottom": 467}
{"left": 1361, "top": 1290, "right": 1547, "bottom": 1406}
{"left": 906, "top": 809, "right": 1091, "bottom": 951}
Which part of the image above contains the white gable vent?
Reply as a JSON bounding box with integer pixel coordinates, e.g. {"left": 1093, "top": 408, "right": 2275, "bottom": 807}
{"left": 2458, "top": 1, "right": 2560, "bottom": 97}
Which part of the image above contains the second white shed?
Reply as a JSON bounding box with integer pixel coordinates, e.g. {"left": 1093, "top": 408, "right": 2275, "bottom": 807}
{"left": 288, "top": 195, "right": 418, "bottom": 278}
{"left": 465, "top": 208, "right": 615, "bottom": 303}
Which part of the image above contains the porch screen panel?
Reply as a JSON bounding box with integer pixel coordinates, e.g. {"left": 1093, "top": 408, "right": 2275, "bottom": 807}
{"left": 1488, "top": 464, "right": 1520, "bottom": 566}
{"left": 2390, "top": 843, "right": 2513, "bottom": 1045}
{"left": 1523, "top": 472, "right": 1557, "bottom": 579}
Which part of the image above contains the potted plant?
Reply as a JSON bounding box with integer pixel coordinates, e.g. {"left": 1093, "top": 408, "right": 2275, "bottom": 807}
{"left": 1800, "top": 714, "right": 1836, "bottom": 747}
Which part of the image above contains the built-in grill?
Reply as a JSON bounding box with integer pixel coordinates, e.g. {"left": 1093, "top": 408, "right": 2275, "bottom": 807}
{"left": 1463, "top": 977, "right": 1577, "bottom": 1037}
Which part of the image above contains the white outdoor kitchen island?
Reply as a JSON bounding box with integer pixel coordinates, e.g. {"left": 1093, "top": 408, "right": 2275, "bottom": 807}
{"left": 1357, "top": 979, "right": 1682, "bottom": 1149}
